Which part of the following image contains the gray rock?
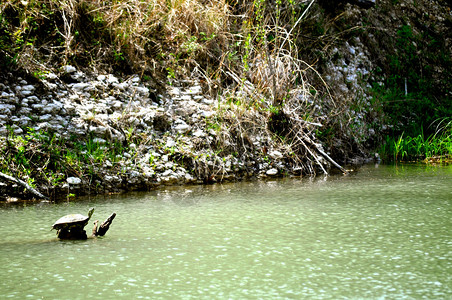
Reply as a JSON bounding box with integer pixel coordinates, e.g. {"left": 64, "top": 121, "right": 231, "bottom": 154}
{"left": 62, "top": 65, "right": 77, "bottom": 73}
{"left": 106, "top": 74, "right": 119, "bottom": 84}
{"left": 39, "top": 114, "right": 53, "bottom": 122}
{"left": 185, "top": 85, "right": 202, "bottom": 95}
{"left": 0, "top": 104, "right": 15, "bottom": 115}
{"left": 133, "top": 86, "right": 150, "bottom": 96}
{"left": 71, "top": 82, "right": 91, "bottom": 92}
{"left": 269, "top": 150, "right": 283, "bottom": 159}
{"left": 174, "top": 121, "right": 191, "bottom": 134}
{"left": 42, "top": 102, "right": 63, "bottom": 114}
{"left": 67, "top": 177, "right": 82, "bottom": 185}
{"left": 93, "top": 138, "right": 107, "bottom": 144}
{"left": 20, "top": 90, "right": 34, "bottom": 97}
{"left": 0, "top": 126, "right": 8, "bottom": 135}
{"left": 14, "top": 116, "right": 32, "bottom": 127}
{"left": 21, "top": 85, "right": 35, "bottom": 92}
{"left": 45, "top": 72, "right": 58, "bottom": 80}
{"left": 113, "top": 82, "right": 128, "bottom": 91}
{"left": 19, "top": 107, "right": 32, "bottom": 115}
{"left": 89, "top": 126, "right": 107, "bottom": 135}
{"left": 266, "top": 168, "right": 278, "bottom": 176}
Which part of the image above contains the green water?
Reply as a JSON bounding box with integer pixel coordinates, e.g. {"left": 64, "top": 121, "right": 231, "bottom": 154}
{"left": 0, "top": 164, "right": 451, "bottom": 299}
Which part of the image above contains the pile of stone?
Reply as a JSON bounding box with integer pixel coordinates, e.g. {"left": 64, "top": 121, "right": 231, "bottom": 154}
{"left": 1, "top": 65, "right": 291, "bottom": 197}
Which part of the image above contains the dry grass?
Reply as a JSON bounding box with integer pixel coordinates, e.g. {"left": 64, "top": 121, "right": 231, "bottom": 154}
{"left": 0, "top": 0, "right": 231, "bottom": 75}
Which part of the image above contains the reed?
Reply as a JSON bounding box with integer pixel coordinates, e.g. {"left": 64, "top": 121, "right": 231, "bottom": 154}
{"left": 379, "top": 118, "right": 452, "bottom": 163}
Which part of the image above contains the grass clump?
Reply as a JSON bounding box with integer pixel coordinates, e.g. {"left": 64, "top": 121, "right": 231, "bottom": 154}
{"left": 379, "top": 118, "right": 452, "bottom": 163}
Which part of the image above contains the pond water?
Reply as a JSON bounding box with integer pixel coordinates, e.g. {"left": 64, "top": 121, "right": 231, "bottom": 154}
{"left": 0, "top": 163, "right": 451, "bottom": 299}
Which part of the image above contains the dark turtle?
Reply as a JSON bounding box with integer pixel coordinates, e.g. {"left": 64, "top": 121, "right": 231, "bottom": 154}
{"left": 52, "top": 208, "right": 94, "bottom": 239}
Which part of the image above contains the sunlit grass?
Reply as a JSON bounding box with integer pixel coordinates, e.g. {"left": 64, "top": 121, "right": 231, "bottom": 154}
{"left": 379, "top": 118, "right": 452, "bottom": 163}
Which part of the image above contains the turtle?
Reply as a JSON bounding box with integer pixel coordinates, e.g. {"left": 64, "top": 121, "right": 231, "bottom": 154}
{"left": 52, "top": 208, "right": 95, "bottom": 239}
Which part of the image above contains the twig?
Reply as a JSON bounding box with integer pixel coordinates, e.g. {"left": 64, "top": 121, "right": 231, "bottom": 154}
{"left": 277, "top": 0, "right": 315, "bottom": 54}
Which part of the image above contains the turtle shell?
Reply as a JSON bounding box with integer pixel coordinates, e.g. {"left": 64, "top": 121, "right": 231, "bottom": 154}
{"left": 52, "top": 214, "right": 90, "bottom": 230}
{"left": 52, "top": 208, "right": 94, "bottom": 231}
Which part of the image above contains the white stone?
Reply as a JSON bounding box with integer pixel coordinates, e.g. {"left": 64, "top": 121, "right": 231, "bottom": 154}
{"left": 113, "top": 82, "right": 128, "bottom": 91}
{"left": 45, "top": 72, "right": 58, "bottom": 80}
{"left": 1, "top": 91, "right": 11, "bottom": 98}
{"left": 0, "top": 104, "right": 14, "bottom": 115}
{"left": 13, "top": 127, "right": 23, "bottom": 135}
{"left": 200, "top": 110, "right": 215, "bottom": 118}
{"left": 134, "top": 86, "right": 149, "bottom": 96}
{"left": 162, "top": 169, "right": 174, "bottom": 177}
{"left": 266, "top": 168, "right": 278, "bottom": 176}
{"left": 62, "top": 65, "right": 77, "bottom": 73}
{"left": 174, "top": 123, "right": 191, "bottom": 134}
{"left": 71, "top": 82, "right": 90, "bottom": 91}
{"left": 193, "top": 129, "right": 206, "bottom": 137}
{"left": 67, "top": 177, "right": 82, "bottom": 185}
{"left": 180, "top": 95, "right": 191, "bottom": 101}
{"left": 40, "top": 114, "right": 52, "bottom": 122}
{"left": 20, "top": 90, "right": 33, "bottom": 97}
{"left": 168, "top": 87, "right": 181, "bottom": 96}
{"left": 21, "top": 85, "right": 35, "bottom": 91}
{"left": 202, "top": 98, "right": 214, "bottom": 105}
{"left": 269, "top": 150, "right": 283, "bottom": 159}
{"left": 106, "top": 74, "right": 119, "bottom": 84}
{"left": 165, "top": 138, "right": 177, "bottom": 148}
{"left": 185, "top": 85, "right": 202, "bottom": 95}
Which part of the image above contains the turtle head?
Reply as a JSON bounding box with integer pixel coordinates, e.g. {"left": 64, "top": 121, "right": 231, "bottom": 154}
{"left": 88, "top": 207, "right": 95, "bottom": 219}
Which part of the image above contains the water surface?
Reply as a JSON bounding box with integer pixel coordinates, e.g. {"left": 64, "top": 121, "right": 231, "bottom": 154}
{"left": 1, "top": 164, "right": 451, "bottom": 299}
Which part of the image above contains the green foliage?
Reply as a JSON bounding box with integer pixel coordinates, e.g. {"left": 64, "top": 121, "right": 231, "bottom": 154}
{"left": 372, "top": 24, "right": 452, "bottom": 136}
{"left": 0, "top": 127, "right": 131, "bottom": 196}
{"left": 379, "top": 118, "right": 452, "bottom": 162}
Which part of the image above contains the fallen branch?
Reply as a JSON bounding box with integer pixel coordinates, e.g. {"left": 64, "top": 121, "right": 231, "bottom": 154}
{"left": 0, "top": 171, "right": 49, "bottom": 200}
{"left": 314, "top": 145, "right": 348, "bottom": 174}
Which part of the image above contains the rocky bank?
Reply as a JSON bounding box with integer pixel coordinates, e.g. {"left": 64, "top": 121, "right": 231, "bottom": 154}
{"left": 1, "top": 0, "right": 450, "bottom": 201}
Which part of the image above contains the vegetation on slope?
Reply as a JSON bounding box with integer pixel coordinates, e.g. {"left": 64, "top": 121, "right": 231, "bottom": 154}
{"left": 0, "top": 0, "right": 451, "bottom": 200}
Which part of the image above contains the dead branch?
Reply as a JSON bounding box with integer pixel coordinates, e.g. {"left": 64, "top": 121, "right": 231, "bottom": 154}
{"left": 0, "top": 171, "right": 49, "bottom": 200}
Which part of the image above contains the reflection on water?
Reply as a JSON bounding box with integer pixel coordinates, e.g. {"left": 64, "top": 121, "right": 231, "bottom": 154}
{"left": 0, "top": 164, "right": 451, "bottom": 299}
